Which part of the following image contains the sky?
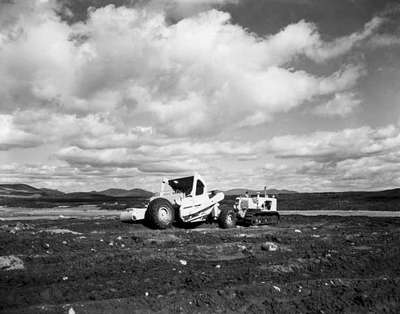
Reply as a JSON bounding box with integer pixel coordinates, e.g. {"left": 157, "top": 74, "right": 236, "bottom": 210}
{"left": 0, "top": 0, "right": 400, "bottom": 192}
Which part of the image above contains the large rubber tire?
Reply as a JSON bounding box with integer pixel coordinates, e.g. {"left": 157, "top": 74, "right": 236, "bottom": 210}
{"left": 145, "top": 198, "right": 174, "bottom": 229}
{"left": 218, "top": 209, "right": 237, "bottom": 229}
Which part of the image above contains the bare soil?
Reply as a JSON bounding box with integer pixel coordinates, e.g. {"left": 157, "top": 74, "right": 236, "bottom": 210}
{"left": 1, "top": 215, "right": 400, "bottom": 313}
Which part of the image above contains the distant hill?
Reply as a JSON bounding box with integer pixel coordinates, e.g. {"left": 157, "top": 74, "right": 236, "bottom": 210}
{"left": 0, "top": 184, "right": 153, "bottom": 199}
{"left": 372, "top": 188, "right": 400, "bottom": 197}
{"left": 40, "top": 188, "right": 66, "bottom": 197}
{"left": 63, "top": 192, "right": 111, "bottom": 199}
{"left": 224, "top": 188, "right": 297, "bottom": 196}
{"left": 0, "top": 184, "right": 64, "bottom": 198}
{"left": 97, "top": 188, "right": 153, "bottom": 198}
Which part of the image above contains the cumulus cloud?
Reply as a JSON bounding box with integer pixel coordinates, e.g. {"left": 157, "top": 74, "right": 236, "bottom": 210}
{"left": 262, "top": 125, "right": 400, "bottom": 191}
{"left": 264, "top": 17, "right": 383, "bottom": 64}
{"left": 0, "top": 162, "right": 151, "bottom": 192}
{"left": 55, "top": 145, "right": 201, "bottom": 170}
{"left": 313, "top": 92, "right": 361, "bottom": 117}
{"left": 0, "top": 115, "right": 42, "bottom": 150}
{"left": 0, "top": 1, "right": 371, "bottom": 136}
{"left": 56, "top": 147, "right": 142, "bottom": 168}
{"left": 149, "top": 0, "right": 239, "bottom": 18}
{"left": 303, "top": 17, "right": 383, "bottom": 62}
{"left": 55, "top": 139, "right": 261, "bottom": 171}
{"left": 269, "top": 125, "right": 400, "bottom": 162}
{"left": 368, "top": 34, "right": 400, "bottom": 47}
{"left": 11, "top": 109, "right": 160, "bottom": 149}
{"left": 0, "top": 0, "right": 392, "bottom": 190}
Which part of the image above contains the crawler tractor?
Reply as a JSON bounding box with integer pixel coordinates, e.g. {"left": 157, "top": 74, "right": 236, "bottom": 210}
{"left": 120, "top": 173, "right": 228, "bottom": 229}
{"left": 219, "top": 188, "right": 280, "bottom": 228}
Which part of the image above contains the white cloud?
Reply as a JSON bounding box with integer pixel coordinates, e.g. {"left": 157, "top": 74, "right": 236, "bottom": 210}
{"left": 55, "top": 139, "right": 261, "bottom": 171}
{"left": 313, "top": 92, "right": 361, "bottom": 117}
{"left": 0, "top": 0, "right": 392, "bottom": 191}
{"left": 262, "top": 124, "right": 400, "bottom": 191}
{"left": 56, "top": 146, "right": 144, "bottom": 168}
{"left": 269, "top": 125, "right": 400, "bottom": 162}
{"left": 0, "top": 115, "right": 42, "bottom": 150}
{"left": 368, "top": 34, "right": 400, "bottom": 47}
{"left": 171, "top": 0, "right": 237, "bottom": 3}
{"left": 261, "top": 17, "right": 383, "bottom": 65}
{"left": 0, "top": 2, "right": 372, "bottom": 137}
{"left": 0, "top": 162, "right": 153, "bottom": 192}
{"left": 137, "top": 160, "right": 201, "bottom": 174}
{"left": 303, "top": 17, "right": 383, "bottom": 62}
{"left": 2, "top": 121, "right": 400, "bottom": 192}
{"left": 147, "top": 0, "right": 239, "bottom": 19}
{"left": 13, "top": 110, "right": 160, "bottom": 149}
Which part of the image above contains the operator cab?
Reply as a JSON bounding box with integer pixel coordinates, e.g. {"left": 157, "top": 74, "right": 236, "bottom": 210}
{"left": 263, "top": 200, "right": 272, "bottom": 210}
{"left": 168, "top": 173, "right": 206, "bottom": 197}
{"left": 234, "top": 197, "right": 248, "bottom": 209}
{"left": 169, "top": 176, "right": 194, "bottom": 196}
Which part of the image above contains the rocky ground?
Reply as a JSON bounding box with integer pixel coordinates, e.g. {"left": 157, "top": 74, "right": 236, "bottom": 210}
{"left": 1, "top": 215, "right": 400, "bottom": 313}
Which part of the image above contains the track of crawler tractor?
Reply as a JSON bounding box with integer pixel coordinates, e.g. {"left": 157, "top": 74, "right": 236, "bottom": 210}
{"left": 244, "top": 210, "right": 280, "bottom": 226}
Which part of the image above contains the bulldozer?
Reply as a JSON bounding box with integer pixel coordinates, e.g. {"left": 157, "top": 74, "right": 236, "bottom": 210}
{"left": 120, "top": 172, "right": 228, "bottom": 229}
{"left": 233, "top": 188, "right": 280, "bottom": 226}
{"left": 215, "top": 188, "right": 280, "bottom": 229}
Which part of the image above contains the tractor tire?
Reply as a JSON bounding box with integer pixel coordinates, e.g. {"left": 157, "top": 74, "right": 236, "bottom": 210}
{"left": 218, "top": 208, "right": 237, "bottom": 229}
{"left": 145, "top": 198, "right": 174, "bottom": 229}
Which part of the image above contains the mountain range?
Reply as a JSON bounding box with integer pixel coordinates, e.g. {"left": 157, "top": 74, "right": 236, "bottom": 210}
{"left": 0, "top": 184, "right": 297, "bottom": 199}
{"left": 0, "top": 184, "right": 49, "bottom": 198}
{"left": 0, "top": 184, "right": 153, "bottom": 198}
{"left": 94, "top": 188, "right": 154, "bottom": 198}
{"left": 3, "top": 183, "right": 399, "bottom": 200}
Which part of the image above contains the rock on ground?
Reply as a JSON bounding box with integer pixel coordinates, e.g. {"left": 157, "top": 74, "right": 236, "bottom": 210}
{"left": 0, "top": 255, "right": 24, "bottom": 271}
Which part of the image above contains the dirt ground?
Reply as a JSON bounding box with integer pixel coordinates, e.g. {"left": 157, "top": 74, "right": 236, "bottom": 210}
{"left": 1, "top": 215, "right": 400, "bottom": 313}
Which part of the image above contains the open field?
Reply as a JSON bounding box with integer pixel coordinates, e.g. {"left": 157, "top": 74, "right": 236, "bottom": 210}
{"left": 1, "top": 215, "right": 400, "bottom": 313}
{"left": 0, "top": 205, "right": 120, "bottom": 221}
{"left": 2, "top": 188, "right": 400, "bottom": 212}
{"left": 1, "top": 205, "right": 400, "bottom": 221}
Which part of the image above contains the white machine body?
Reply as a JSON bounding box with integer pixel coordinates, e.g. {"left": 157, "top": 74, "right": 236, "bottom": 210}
{"left": 120, "top": 172, "right": 224, "bottom": 224}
